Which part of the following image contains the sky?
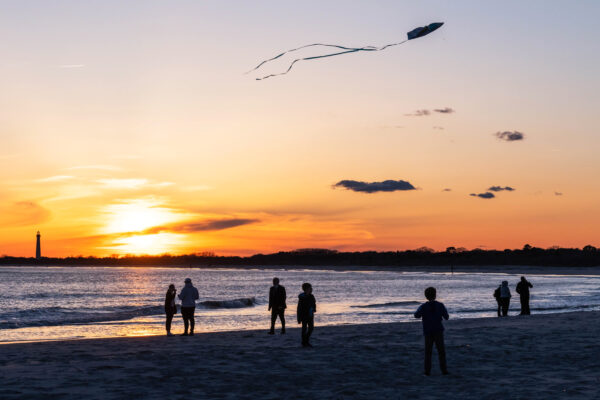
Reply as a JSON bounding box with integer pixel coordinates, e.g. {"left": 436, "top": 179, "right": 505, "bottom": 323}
{"left": 1, "top": 0, "right": 599, "bottom": 257}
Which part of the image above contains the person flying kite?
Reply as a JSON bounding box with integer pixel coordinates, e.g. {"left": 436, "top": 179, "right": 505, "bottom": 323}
{"left": 248, "top": 22, "right": 444, "bottom": 80}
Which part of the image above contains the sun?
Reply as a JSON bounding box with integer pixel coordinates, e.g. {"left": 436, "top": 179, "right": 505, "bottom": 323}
{"left": 102, "top": 199, "right": 180, "bottom": 234}
{"left": 100, "top": 199, "right": 187, "bottom": 255}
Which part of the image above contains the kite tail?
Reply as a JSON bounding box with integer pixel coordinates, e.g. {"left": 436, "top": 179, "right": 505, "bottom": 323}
{"left": 250, "top": 40, "right": 409, "bottom": 80}
{"left": 246, "top": 43, "right": 375, "bottom": 75}
{"left": 255, "top": 48, "right": 363, "bottom": 80}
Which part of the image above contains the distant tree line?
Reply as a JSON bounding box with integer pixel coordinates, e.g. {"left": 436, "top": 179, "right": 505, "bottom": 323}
{"left": 1, "top": 245, "right": 599, "bottom": 267}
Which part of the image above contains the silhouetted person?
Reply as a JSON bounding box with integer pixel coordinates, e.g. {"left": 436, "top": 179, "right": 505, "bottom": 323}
{"left": 164, "top": 284, "right": 177, "bottom": 336}
{"left": 268, "top": 277, "right": 287, "bottom": 335}
{"left": 414, "top": 287, "right": 449, "bottom": 376}
{"left": 178, "top": 278, "right": 199, "bottom": 336}
{"left": 297, "top": 283, "right": 316, "bottom": 347}
{"left": 499, "top": 280, "right": 511, "bottom": 317}
{"left": 516, "top": 276, "right": 533, "bottom": 315}
{"left": 493, "top": 285, "right": 502, "bottom": 317}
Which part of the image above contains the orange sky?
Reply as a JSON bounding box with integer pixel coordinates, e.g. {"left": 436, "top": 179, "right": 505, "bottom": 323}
{"left": 1, "top": 1, "right": 599, "bottom": 257}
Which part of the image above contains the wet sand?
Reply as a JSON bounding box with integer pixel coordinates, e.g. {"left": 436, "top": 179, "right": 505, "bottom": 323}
{"left": 1, "top": 311, "right": 599, "bottom": 399}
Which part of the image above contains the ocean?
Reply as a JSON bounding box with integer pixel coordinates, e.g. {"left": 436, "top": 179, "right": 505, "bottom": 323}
{"left": 1, "top": 266, "right": 599, "bottom": 343}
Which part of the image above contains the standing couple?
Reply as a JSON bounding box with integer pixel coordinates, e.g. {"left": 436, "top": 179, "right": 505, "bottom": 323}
{"left": 268, "top": 278, "right": 316, "bottom": 347}
{"left": 164, "top": 278, "right": 199, "bottom": 336}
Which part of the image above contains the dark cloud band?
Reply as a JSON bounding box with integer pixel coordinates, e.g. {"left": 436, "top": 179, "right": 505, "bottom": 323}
{"left": 334, "top": 179, "right": 416, "bottom": 193}
{"left": 495, "top": 131, "right": 525, "bottom": 141}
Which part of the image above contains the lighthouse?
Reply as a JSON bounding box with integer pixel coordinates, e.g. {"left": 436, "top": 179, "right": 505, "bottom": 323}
{"left": 36, "top": 231, "right": 41, "bottom": 259}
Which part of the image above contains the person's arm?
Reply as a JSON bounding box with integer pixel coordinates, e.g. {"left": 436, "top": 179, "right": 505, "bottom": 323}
{"left": 297, "top": 298, "right": 302, "bottom": 323}
{"left": 194, "top": 288, "right": 199, "bottom": 301}
{"left": 528, "top": 282, "right": 533, "bottom": 288}
{"left": 312, "top": 296, "right": 316, "bottom": 313}
{"left": 414, "top": 304, "right": 423, "bottom": 318}
{"left": 177, "top": 291, "right": 183, "bottom": 300}
{"left": 442, "top": 304, "right": 449, "bottom": 320}
{"left": 268, "top": 287, "right": 273, "bottom": 311}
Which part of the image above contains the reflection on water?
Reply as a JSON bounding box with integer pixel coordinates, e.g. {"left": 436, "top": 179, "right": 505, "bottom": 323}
{"left": 1, "top": 267, "right": 599, "bottom": 343}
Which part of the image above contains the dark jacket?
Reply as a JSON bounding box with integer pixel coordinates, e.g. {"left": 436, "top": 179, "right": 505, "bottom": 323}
{"left": 414, "top": 301, "right": 449, "bottom": 336}
{"left": 178, "top": 282, "right": 199, "bottom": 307}
{"left": 297, "top": 293, "right": 316, "bottom": 322}
{"left": 493, "top": 286, "right": 501, "bottom": 301}
{"left": 516, "top": 280, "right": 533, "bottom": 297}
{"left": 268, "top": 285, "right": 287, "bottom": 311}
{"left": 164, "top": 290, "right": 177, "bottom": 314}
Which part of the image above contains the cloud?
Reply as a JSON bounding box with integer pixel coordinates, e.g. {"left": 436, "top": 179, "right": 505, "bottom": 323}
{"left": 433, "top": 126, "right": 444, "bottom": 130}
{"left": 470, "top": 192, "right": 495, "bottom": 199}
{"left": 405, "top": 109, "right": 430, "bottom": 117}
{"left": 433, "top": 107, "right": 454, "bottom": 114}
{"left": 97, "top": 178, "right": 148, "bottom": 189}
{"left": 57, "top": 64, "right": 85, "bottom": 68}
{"left": 554, "top": 191, "right": 563, "bottom": 196}
{"left": 495, "top": 131, "right": 525, "bottom": 141}
{"left": 334, "top": 179, "right": 416, "bottom": 193}
{"left": 0, "top": 201, "right": 51, "bottom": 226}
{"left": 442, "top": 188, "right": 452, "bottom": 192}
{"left": 488, "top": 186, "right": 515, "bottom": 192}
{"left": 67, "top": 165, "right": 122, "bottom": 171}
{"left": 35, "top": 175, "right": 75, "bottom": 183}
{"left": 146, "top": 218, "right": 259, "bottom": 234}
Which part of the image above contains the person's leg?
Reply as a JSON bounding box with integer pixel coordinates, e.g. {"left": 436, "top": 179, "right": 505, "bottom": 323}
{"left": 166, "top": 313, "right": 173, "bottom": 334}
{"left": 497, "top": 301, "right": 501, "bottom": 317}
{"left": 280, "top": 310, "right": 286, "bottom": 333}
{"left": 424, "top": 335, "right": 434, "bottom": 375}
{"left": 501, "top": 299, "right": 508, "bottom": 316}
{"left": 301, "top": 320, "right": 308, "bottom": 345}
{"left": 305, "top": 318, "right": 314, "bottom": 345}
{"left": 434, "top": 332, "right": 448, "bottom": 374}
{"left": 189, "top": 307, "right": 195, "bottom": 335}
{"left": 181, "top": 307, "right": 189, "bottom": 334}
{"left": 519, "top": 296, "right": 525, "bottom": 315}
{"left": 269, "top": 310, "right": 277, "bottom": 334}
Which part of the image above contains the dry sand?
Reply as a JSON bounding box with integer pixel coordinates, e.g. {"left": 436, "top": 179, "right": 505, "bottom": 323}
{"left": 1, "top": 311, "right": 599, "bottom": 399}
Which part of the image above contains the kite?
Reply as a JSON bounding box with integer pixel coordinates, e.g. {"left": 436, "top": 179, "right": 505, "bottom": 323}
{"left": 248, "top": 22, "right": 444, "bottom": 80}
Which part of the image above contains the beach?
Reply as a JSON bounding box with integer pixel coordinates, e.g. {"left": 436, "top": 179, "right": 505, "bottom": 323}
{"left": 2, "top": 311, "right": 599, "bottom": 399}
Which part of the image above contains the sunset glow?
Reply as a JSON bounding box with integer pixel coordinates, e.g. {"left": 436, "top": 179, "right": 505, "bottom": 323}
{"left": 1, "top": 1, "right": 599, "bottom": 257}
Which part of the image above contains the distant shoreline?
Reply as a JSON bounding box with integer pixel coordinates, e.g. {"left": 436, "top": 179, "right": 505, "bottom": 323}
{"left": 1, "top": 263, "right": 599, "bottom": 275}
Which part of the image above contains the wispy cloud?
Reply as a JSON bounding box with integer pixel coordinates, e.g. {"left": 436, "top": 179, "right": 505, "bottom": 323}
{"left": 145, "top": 218, "right": 259, "bottom": 234}
{"left": 35, "top": 175, "right": 75, "bottom": 183}
{"left": 433, "top": 126, "right": 444, "bottom": 130}
{"left": 555, "top": 191, "right": 563, "bottom": 196}
{"left": 495, "top": 131, "right": 525, "bottom": 142}
{"left": 334, "top": 179, "right": 416, "bottom": 193}
{"left": 488, "top": 186, "right": 515, "bottom": 192}
{"left": 433, "top": 107, "right": 454, "bottom": 114}
{"left": 67, "top": 165, "right": 122, "bottom": 171}
{"left": 470, "top": 192, "right": 495, "bottom": 199}
{"left": 405, "top": 109, "right": 430, "bottom": 117}
{"left": 0, "top": 201, "right": 51, "bottom": 226}
{"left": 442, "top": 188, "right": 452, "bottom": 192}
{"left": 97, "top": 178, "right": 149, "bottom": 189}
{"left": 57, "top": 64, "right": 85, "bottom": 69}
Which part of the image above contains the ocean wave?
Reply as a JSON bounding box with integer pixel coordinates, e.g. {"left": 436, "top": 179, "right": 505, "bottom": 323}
{"left": 0, "top": 297, "right": 259, "bottom": 329}
{"left": 351, "top": 301, "right": 421, "bottom": 309}
{"left": 198, "top": 297, "right": 257, "bottom": 309}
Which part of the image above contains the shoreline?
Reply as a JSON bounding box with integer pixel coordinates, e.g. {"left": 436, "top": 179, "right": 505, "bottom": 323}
{"left": 1, "top": 311, "right": 599, "bottom": 399}
{"left": 2, "top": 263, "right": 600, "bottom": 275}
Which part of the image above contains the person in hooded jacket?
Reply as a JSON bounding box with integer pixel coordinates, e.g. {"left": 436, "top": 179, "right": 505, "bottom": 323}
{"left": 414, "top": 287, "right": 449, "bottom": 376}
{"left": 297, "top": 283, "right": 316, "bottom": 347}
{"left": 164, "top": 284, "right": 177, "bottom": 336}
{"left": 499, "top": 280, "right": 511, "bottom": 317}
{"left": 178, "top": 278, "right": 199, "bottom": 336}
